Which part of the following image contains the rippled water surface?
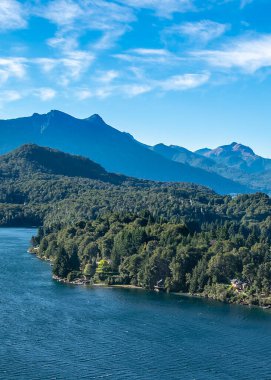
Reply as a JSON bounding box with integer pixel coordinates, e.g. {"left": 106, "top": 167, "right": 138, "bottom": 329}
{"left": 1, "top": 228, "right": 271, "bottom": 380}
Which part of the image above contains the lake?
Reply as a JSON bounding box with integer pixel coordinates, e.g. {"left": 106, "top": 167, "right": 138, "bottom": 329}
{"left": 1, "top": 228, "right": 271, "bottom": 380}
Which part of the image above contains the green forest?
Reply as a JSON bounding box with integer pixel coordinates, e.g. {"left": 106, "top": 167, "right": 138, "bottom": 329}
{"left": 1, "top": 145, "right": 271, "bottom": 306}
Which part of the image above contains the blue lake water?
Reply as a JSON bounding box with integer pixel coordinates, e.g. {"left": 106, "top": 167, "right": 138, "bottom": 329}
{"left": 1, "top": 228, "right": 271, "bottom": 380}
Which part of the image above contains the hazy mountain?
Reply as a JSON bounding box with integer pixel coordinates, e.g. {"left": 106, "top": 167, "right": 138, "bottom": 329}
{"left": 195, "top": 142, "right": 271, "bottom": 174}
{"left": 151, "top": 142, "right": 271, "bottom": 194}
{"left": 0, "top": 111, "right": 250, "bottom": 194}
{"left": 151, "top": 144, "right": 217, "bottom": 171}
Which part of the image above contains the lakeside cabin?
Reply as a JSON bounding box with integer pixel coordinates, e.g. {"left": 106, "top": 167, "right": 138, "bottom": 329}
{"left": 231, "top": 279, "right": 248, "bottom": 292}
{"left": 154, "top": 279, "right": 165, "bottom": 292}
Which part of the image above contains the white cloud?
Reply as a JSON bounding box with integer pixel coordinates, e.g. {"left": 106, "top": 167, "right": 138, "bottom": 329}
{"left": 93, "top": 26, "right": 131, "bottom": 50}
{"left": 0, "top": 0, "right": 27, "bottom": 31}
{"left": 116, "top": 0, "right": 193, "bottom": 18}
{"left": 38, "top": 0, "right": 83, "bottom": 27}
{"left": 35, "top": 58, "right": 58, "bottom": 73}
{"left": 0, "top": 58, "right": 26, "bottom": 84}
{"left": 34, "top": 88, "right": 56, "bottom": 101}
{"left": 167, "top": 20, "right": 229, "bottom": 43}
{"left": 158, "top": 73, "right": 210, "bottom": 91}
{"left": 95, "top": 87, "right": 114, "bottom": 99}
{"left": 61, "top": 51, "right": 95, "bottom": 82}
{"left": 39, "top": 0, "right": 135, "bottom": 51}
{"left": 35, "top": 51, "right": 95, "bottom": 86}
{"left": 47, "top": 35, "right": 78, "bottom": 51}
{"left": 73, "top": 70, "right": 209, "bottom": 100}
{"left": 114, "top": 72, "right": 210, "bottom": 97}
{"left": 130, "top": 48, "right": 170, "bottom": 56}
{"left": 193, "top": 34, "right": 271, "bottom": 73}
{"left": 0, "top": 90, "right": 21, "bottom": 103}
{"left": 114, "top": 48, "right": 180, "bottom": 64}
{"left": 121, "top": 84, "right": 152, "bottom": 96}
{"left": 75, "top": 89, "right": 93, "bottom": 100}
{"left": 96, "top": 70, "right": 119, "bottom": 83}
{"left": 75, "top": 86, "right": 114, "bottom": 100}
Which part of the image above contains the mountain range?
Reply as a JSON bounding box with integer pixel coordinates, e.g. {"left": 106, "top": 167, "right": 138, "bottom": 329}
{"left": 152, "top": 142, "right": 271, "bottom": 194}
{"left": 0, "top": 110, "right": 269, "bottom": 194}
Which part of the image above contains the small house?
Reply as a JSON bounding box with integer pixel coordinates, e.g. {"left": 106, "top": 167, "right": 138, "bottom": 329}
{"left": 154, "top": 279, "right": 165, "bottom": 292}
{"left": 231, "top": 279, "right": 247, "bottom": 291}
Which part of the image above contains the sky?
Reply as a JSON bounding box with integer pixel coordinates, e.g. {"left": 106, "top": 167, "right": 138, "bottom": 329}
{"left": 0, "top": 0, "right": 271, "bottom": 157}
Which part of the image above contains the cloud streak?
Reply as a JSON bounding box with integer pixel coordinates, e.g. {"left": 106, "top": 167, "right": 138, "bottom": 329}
{"left": 193, "top": 34, "right": 271, "bottom": 73}
{"left": 0, "top": 0, "right": 27, "bottom": 31}
{"left": 0, "top": 0, "right": 268, "bottom": 106}
{"left": 34, "top": 88, "right": 57, "bottom": 101}
{"left": 165, "top": 20, "right": 229, "bottom": 43}
{"left": 0, "top": 58, "right": 27, "bottom": 84}
{"left": 159, "top": 73, "right": 210, "bottom": 91}
{"left": 116, "top": 0, "right": 194, "bottom": 18}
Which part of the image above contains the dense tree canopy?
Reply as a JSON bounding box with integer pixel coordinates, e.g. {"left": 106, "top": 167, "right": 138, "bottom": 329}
{"left": 1, "top": 144, "right": 271, "bottom": 307}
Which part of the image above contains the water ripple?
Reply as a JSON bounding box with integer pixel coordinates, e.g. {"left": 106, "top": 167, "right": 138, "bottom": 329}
{"left": 1, "top": 228, "right": 271, "bottom": 380}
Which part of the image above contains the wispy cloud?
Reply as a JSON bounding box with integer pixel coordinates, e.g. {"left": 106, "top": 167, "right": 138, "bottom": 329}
{"left": 193, "top": 34, "right": 271, "bottom": 73}
{"left": 114, "top": 48, "right": 180, "bottom": 64}
{"left": 60, "top": 51, "right": 95, "bottom": 85}
{"left": 158, "top": 73, "right": 210, "bottom": 90}
{"left": 130, "top": 48, "right": 170, "bottom": 56}
{"left": 74, "top": 70, "right": 209, "bottom": 100}
{"left": 0, "top": 58, "right": 27, "bottom": 84}
{"left": 35, "top": 52, "right": 95, "bottom": 86}
{"left": 240, "top": 0, "right": 253, "bottom": 9}
{"left": 0, "top": 90, "right": 22, "bottom": 105}
{"left": 116, "top": 0, "right": 194, "bottom": 18}
{"left": 95, "top": 70, "right": 120, "bottom": 83}
{"left": 37, "top": 0, "right": 135, "bottom": 51}
{"left": 40, "top": 0, "right": 83, "bottom": 27}
{"left": 120, "top": 83, "right": 153, "bottom": 96}
{"left": 0, "top": 0, "right": 264, "bottom": 107}
{"left": 165, "top": 20, "right": 229, "bottom": 43}
{"left": 0, "top": 0, "right": 27, "bottom": 31}
{"left": 119, "top": 72, "right": 209, "bottom": 96}
{"left": 75, "top": 88, "right": 93, "bottom": 100}
{"left": 122, "top": 71, "right": 210, "bottom": 95}
{"left": 34, "top": 88, "right": 57, "bottom": 101}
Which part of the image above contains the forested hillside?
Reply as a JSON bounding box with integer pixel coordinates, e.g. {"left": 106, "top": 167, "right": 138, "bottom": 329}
{"left": 0, "top": 144, "right": 270, "bottom": 307}
{"left": 35, "top": 202, "right": 271, "bottom": 306}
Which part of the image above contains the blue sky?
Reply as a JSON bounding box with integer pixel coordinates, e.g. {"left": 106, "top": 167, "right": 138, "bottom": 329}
{"left": 0, "top": 0, "right": 271, "bottom": 156}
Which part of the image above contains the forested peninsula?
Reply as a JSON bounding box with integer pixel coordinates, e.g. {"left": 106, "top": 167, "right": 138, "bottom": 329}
{"left": 1, "top": 144, "right": 271, "bottom": 307}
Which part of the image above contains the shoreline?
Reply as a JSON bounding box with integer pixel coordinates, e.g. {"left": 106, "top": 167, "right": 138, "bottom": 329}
{"left": 52, "top": 274, "right": 144, "bottom": 290}
{"left": 53, "top": 275, "right": 271, "bottom": 310}
{"left": 30, "top": 250, "right": 271, "bottom": 311}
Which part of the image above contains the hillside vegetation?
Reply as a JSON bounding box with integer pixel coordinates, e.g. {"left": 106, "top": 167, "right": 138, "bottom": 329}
{"left": 0, "top": 144, "right": 270, "bottom": 306}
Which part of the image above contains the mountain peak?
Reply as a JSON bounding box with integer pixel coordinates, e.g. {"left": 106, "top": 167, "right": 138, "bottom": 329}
{"left": 85, "top": 114, "right": 105, "bottom": 124}
{"left": 231, "top": 142, "right": 255, "bottom": 155}
{"left": 48, "top": 109, "right": 67, "bottom": 115}
{"left": 47, "top": 109, "right": 77, "bottom": 119}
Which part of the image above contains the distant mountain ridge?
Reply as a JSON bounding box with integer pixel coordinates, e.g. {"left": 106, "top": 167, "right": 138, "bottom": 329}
{"left": 195, "top": 142, "right": 271, "bottom": 174}
{"left": 0, "top": 110, "right": 251, "bottom": 195}
{"left": 152, "top": 142, "right": 271, "bottom": 194}
{"left": 151, "top": 144, "right": 217, "bottom": 172}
